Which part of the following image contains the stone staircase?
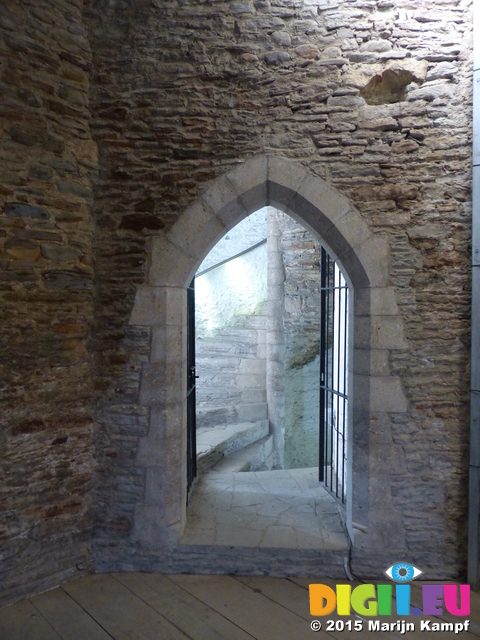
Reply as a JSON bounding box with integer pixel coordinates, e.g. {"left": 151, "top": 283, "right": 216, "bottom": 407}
{"left": 196, "top": 309, "right": 273, "bottom": 473}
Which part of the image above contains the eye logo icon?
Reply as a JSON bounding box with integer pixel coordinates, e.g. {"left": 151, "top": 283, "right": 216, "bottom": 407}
{"left": 384, "top": 563, "right": 423, "bottom": 583}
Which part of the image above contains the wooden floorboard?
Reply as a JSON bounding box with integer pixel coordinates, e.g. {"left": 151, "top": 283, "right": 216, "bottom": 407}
{"left": 0, "top": 573, "right": 479, "bottom": 640}
{"left": 63, "top": 574, "right": 190, "bottom": 640}
{"left": 236, "top": 575, "right": 371, "bottom": 640}
{"left": 32, "top": 588, "right": 113, "bottom": 640}
{"left": 0, "top": 599, "right": 63, "bottom": 640}
{"left": 114, "top": 572, "right": 254, "bottom": 640}
{"left": 170, "top": 574, "right": 313, "bottom": 640}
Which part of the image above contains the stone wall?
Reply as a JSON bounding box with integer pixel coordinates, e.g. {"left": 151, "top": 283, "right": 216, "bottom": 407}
{"left": 87, "top": 0, "right": 472, "bottom": 578}
{"left": 0, "top": 0, "right": 474, "bottom": 603}
{"left": 0, "top": 1, "right": 97, "bottom": 603}
{"left": 195, "top": 242, "right": 267, "bottom": 338}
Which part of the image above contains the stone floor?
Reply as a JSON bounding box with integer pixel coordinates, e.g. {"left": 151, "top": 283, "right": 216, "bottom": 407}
{"left": 182, "top": 467, "right": 350, "bottom": 550}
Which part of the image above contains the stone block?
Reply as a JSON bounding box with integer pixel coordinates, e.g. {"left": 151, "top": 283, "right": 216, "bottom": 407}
{"left": 239, "top": 358, "right": 266, "bottom": 374}
{"left": 368, "top": 475, "right": 393, "bottom": 511}
{"left": 353, "top": 348, "right": 390, "bottom": 376}
{"left": 201, "top": 175, "right": 248, "bottom": 230}
{"left": 371, "top": 316, "right": 408, "bottom": 350}
{"left": 226, "top": 155, "right": 268, "bottom": 207}
{"left": 366, "top": 509, "right": 407, "bottom": 551}
{"left": 371, "top": 443, "right": 407, "bottom": 476}
{"left": 321, "top": 208, "right": 372, "bottom": 261}
{"left": 148, "top": 236, "right": 196, "bottom": 287}
{"left": 132, "top": 504, "right": 166, "bottom": 545}
{"left": 139, "top": 361, "right": 185, "bottom": 406}
{"left": 341, "top": 235, "right": 390, "bottom": 288}
{"left": 151, "top": 324, "right": 184, "bottom": 364}
{"left": 236, "top": 373, "right": 266, "bottom": 389}
{"left": 368, "top": 412, "right": 394, "bottom": 444}
{"left": 129, "top": 286, "right": 186, "bottom": 327}
{"left": 230, "top": 2, "right": 254, "bottom": 14}
{"left": 267, "top": 265, "right": 285, "bottom": 286}
{"left": 41, "top": 243, "right": 80, "bottom": 262}
{"left": 257, "top": 343, "right": 267, "bottom": 359}
{"left": 166, "top": 199, "right": 226, "bottom": 262}
{"left": 4, "top": 202, "right": 49, "bottom": 219}
{"left": 293, "top": 172, "right": 351, "bottom": 230}
{"left": 241, "top": 389, "right": 266, "bottom": 403}
{"left": 145, "top": 467, "right": 167, "bottom": 506}
{"left": 268, "top": 156, "right": 307, "bottom": 209}
{"left": 264, "top": 51, "right": 291, "bottom": 66}
{"left": 354, "top": 317, "right": 370, "bottom": 350}
{"left": 237, "top": 403, "right": 268, "bottom": 422}
{"left": 370, "top": 376, "right": 408, "bottom": 413}
{"left": 355, "top": 286, "right": 399, "bottom": 317}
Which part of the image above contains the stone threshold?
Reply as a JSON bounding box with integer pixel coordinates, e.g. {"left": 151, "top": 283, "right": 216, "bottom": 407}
{"left": 182, "top": 467, "right": 350, "bottom": 551}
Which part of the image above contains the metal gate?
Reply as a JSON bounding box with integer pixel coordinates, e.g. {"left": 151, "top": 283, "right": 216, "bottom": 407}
{"left": 186, "top": 278, "right": 197, "bottom": 503}
{"left": 319, "top": 247, "right": 349, "bottom": 504}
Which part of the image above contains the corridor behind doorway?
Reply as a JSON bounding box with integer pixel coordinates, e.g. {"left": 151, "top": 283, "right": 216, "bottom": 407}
{"left": 184, "top": 207, "right": 350, "bottom": 552}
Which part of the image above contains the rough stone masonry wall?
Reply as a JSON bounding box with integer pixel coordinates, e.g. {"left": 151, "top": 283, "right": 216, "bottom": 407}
{"left": 0, "top": 1, "right": 97, "bottom": 604}
{"left": 86, "top": 0, "right": 473, "bottom": 577}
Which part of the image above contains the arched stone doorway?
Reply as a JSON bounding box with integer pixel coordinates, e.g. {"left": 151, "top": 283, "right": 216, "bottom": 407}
{"left": 129, "top": 155, "right": 408, "bottom": 574}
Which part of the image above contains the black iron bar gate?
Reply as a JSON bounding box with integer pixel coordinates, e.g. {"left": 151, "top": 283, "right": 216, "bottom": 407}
{"left": 186, "top": 278, "right": 197, "bottom": 503}
{"left": 319, "top": 247, "right": 349, "bottom": 504}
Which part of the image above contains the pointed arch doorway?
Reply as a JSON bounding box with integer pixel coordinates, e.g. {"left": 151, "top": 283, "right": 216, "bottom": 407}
{"left": 183, "top": 206, "right": 351, "bottom": 550}
{"left": 129, "top": 155, "right": 406, "bottom": 576}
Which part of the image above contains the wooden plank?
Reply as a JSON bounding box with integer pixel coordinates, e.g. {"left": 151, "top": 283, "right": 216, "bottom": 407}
{"left": 114, "top": 572, "right": 254, "bottom": 640}
{"left": 170, "top": 574, "right": 316, "bottom": 640}
{"left": 0, "top": 599, "right": 62, "bottom": 640}
{"left": 32, "top": 587, "right": 113, "bottom": 640}
{"left": 236, "top": 576, "right": 374, "bottom": 640}
{"left": 63, "top": 574, "right": 189, "bottom": 640}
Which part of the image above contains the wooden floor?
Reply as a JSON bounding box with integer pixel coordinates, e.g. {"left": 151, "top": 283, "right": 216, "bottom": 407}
{"left": 1, "top": 573, "right": 479, "bottom": 640}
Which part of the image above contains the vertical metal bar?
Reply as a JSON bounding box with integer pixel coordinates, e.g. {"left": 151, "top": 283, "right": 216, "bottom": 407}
{"left": 319, "top": 248, "right": 348, "bottom": 504}
{"left": 329, "top": 256, "right": 334, "bottom": 492}
{"left": 186, "top": 278, "right": 197, "bottom": 504}
{"left": 319, "top": 247, "right": 327, "bottom": 482}
{"left": 336, "top": 267, "right": 342, "bottom": 498}
{"left": 343, "top": 280, "right": 348, "bottom": 503}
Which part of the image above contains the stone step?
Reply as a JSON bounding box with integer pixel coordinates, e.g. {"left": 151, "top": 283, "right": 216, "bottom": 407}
{"left": 195, "top": 356, "right": 241, "bottom": 373}
{"left": 196, "top": 403, "right": 267, "bottom": 428}
{"left": 196, "top": 406, "right": 237, "bottom": 429}
{"left": 196, "top": 387, "right": 242, "bottom": 406}
{"left": 196, "top": 339, "right": 258, "bottom": 358}
{"left": 210, "top": 327, "right": 262, "bottom": 344}
{"left": 231, "top": 314, "right": 267, "bottom": 330}
{"left": 196, "top": 420, "right": 269, "bottom": 475}
{"left": 196, "top": 356, "right": 266, "bottom": 377}
{"left": 211, "top": 435, "right": 274, "bottom": 473}
{"left": 196, "top": 387, "right": 266, "bottom": 407}
{"left": 237, "top": 402, "right": 267, "bottom": 422}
